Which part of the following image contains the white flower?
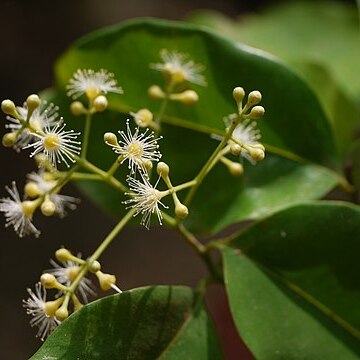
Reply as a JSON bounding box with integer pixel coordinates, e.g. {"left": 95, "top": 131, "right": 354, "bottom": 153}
{"left": 231, "top": 120, "right": 262, "bottom": 163}
{"left": 24, "top": 120, "right": 81, "bottom": 169}
{"left": 151, "top": 49, "right": 207, "bottom": 86}
{"left": 6, "top": 101, "right": 59, "bottom": 150}
{"left": 0, "top": 181, "right": 40, "bottom": 238}
{"left": 27, "top": 171, "right": 79, "bottom": 217}
{"left": 124, "top": 172, "right": 167, "bottom": 229}
{"left": 108, "top": 120, "right": 162, "bottom": 174}
{"left": 23, "top": 283, "right": 60, "bottom": 341}
{"left": 46, "top": 259, "right": 95, "bottom": 304}
{"left": 66, "top": 69, "right": 123, "bottom": 100}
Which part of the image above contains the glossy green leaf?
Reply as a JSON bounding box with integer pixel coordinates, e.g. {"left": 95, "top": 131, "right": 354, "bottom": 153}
{"left": 222, "top": 202, "right": 360, "bottom": 358}
{"left": 188, "top": 3, "right": 360, "bottom": 157}
{"left": 31, "top": 286, "right": 223, "bottom": 360}
{"left": 189, "top": 1, "right": 360, "bottom": 101}
{"left": 49, "top": 19, "right": 341, "bottom": 233}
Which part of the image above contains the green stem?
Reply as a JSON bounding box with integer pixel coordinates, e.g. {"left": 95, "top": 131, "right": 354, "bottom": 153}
{"left": 70, "top": 172, "right": 102, "bottom": 181}
{"left": 65, "top": 209, "right": 136, "bottom": 299}
{"left": 107, "top": 155, "right": 124, "bottom": 177}
{"left": 81, "top": 111, "right": 93, "bottom": 159}
{"left": 176, "top": 223, "right": 223, "bottom": 282}
{"left": 75, "top": 156, "right": 127, "bottom": 193}
{"left": 184, "top": 122, "right": 237, "bottom": 206}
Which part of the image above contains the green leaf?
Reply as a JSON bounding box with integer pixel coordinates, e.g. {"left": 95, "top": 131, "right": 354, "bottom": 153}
{"left": 188, "top": 3, "right": 360, "bottom": 157}
{"left": 49, "top": 18, "right": 341, "bottom": 233}
{"left": 222, "top": 202, "right": 360, "bottom": 358}
{"left": 31, "top": 286, "right": 223, "bottom": 360}
{"left": 189, "top": 1, "right": 360, "bottom": 101}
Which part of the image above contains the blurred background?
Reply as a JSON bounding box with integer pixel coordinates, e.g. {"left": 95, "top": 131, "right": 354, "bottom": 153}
{"left": 0, "top": 0, "right": 357, "bottom": 358}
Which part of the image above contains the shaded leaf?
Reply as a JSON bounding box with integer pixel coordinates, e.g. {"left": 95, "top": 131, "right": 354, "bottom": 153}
{"left": 31, "top": 286, "right": 223, "bottom": 360}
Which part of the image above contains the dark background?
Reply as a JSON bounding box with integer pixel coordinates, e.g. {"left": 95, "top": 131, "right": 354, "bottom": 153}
{"left": 0, "top": 1, "right": 355, "bottom": 358}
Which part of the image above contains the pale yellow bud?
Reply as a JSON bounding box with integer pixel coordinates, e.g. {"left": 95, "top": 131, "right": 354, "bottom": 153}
{"left": 249, "top": 147, "right": 265, "bottom": 162}
{"left": 230, "top": 144, "right": 242, "bottom": 156}
{"left": 1, "top": 99, "right": 17, "bottom": 117}
{"left": 143, "top": 159, "right": 153, "bottom": 171}
{"left": 89, "top": 260, "right": 101, "bottom": 273}
{"left": 2, "top": 132, "right": 17, "bottom": 147}
{"left": 26, "top": 94, "right": 40, "bottom": 113}
{"left": 55, "top": 306, "right": 69, "bottom": 321}
{"left": 24, "top": 182, "right": 41, "bottom": 198}
{"left": 175, "top": 203, "right": 189, "bottom": 219}
{"left": 233, "top": 87, "right": 245, "bottom": 103}
{"left": 93, "top": 95, "right": 108, "bottom": 112}
{"left": 104, "top": 132, "right": 118, "bottom": 146}
{"left": 41, "top": 199, "right": 56, "bottom": 216}
{"left": 247, "top": 91, "right": 262, "bottom": 106}
{"left": 229, "top": 162, "right": 244, "bottom": 176}
{"left": 70, "top": 101, "right": 86, "bottom": 116}
{"left": 55, "top": 248, "right": 73, "bottom": 262}
{"left": 172, "top": 90, "right": 199, "bottom": 105}
{"left": 40, "top": 273, "right": 57, "bottom": 289}
{"left": 96, "top": 271, "right": 116, "bottom": 291}
{"left": 132, "top": 108, "right": 153, "bottom": 127}
{"left": 157, "top": 162, "right": 169, "bottom": 177}
{"left": 148, "top": 85, "right": 165, "bottom": 99}
{"left": 248, "top": 105, "right": 265, "bottom": 119}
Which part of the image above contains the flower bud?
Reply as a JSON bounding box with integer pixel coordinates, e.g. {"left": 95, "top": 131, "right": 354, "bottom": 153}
{"left": 248, "top": 105, "right": 265, "bottom": 119}
{"left": 176, "top": 90, "right": 199, "bottom": 105}
{"left": 41, "top": 199, "right": 56, "bottom": 216}
{"left": 93, "top": 95, "right": 108, "bottom": 112}
{"left": 229, "top": 162, "right": 244, "bottom": 176}
{"left": 132, "top": 109, "right": 153, "bottom": 127}
{"left": 157, "top": 162, "right": 169, "bottom": 177}
{"left": 40, "top": 273, "right": 57, "bottom": 288}
{"left": 24, "top": 182, "right": 41, "bottom": 198}
{"left": 55, "top": 248, "right": 73, "bottom": 262}
{"left": 70, "top": 101, "right": 86, "bottom": 116}
{"left": 1, "top": 99, "right": 17, "bottom": 117}
{"left": 230, "top": 144, "right": 242, "bottom": 156}
{"left": 249, "top": 147, "right": 265, "bottom": 162}
{"left": 143, "top": 159, "right": 153, "bottom": 171}
{"left": 104, "top": 132, "right": 118, "bottom": 146}
{"left": 148, "top": 85, "right": 165, "bottom": 99}
{"left": 89, "top": 260, "right": 101, "bottom": 273}
{"left": 55, "top": 306, "right": 69, "bottom": 321}
{"left": 247, "top": 91, "right": 262, "bottom": 106}
{"left": 26, "top": 94, "right": 40, "bottom": 113}
{"left": 2, "top": 132, "right": 17, "bottom": 147}
{"left": 233, "top": 87, "right": 245, "bottom": 103}
{"left": 175, "top": 203, "right": 189, "bottom": 219}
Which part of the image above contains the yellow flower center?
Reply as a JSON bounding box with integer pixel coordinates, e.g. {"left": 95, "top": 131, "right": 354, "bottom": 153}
{"left": 86, "top": 86, "right": 100, "bottom": 100}
{"left": 67, "top": 266, "right": 80, "bottom": 281}
{"left": 43, "top": 134, "right": 60, "bottom": 150}
{"left": 127, "top": 142, "right": 144, "bottom": 157}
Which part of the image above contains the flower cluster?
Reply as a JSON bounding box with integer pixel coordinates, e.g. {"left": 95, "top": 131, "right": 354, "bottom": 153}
{"left": 23, "top": 248, "right": 120, "bottom": 340}
{"left": 1, "top": 95, "right": 81, "bottom": 169}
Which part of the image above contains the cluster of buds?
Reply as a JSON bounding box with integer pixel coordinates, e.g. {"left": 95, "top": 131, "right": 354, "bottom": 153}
{"left": 124, "top": 161, "right": 189, "bottom": 229}
{"left": 0, "top": 169, "right": 78, "bottom": 238}
{"left": 217, "top": 87, "right": 266, "bottom": 176}
{"left": 1, "top": 95, "right": 81, "bottom": 169}
{"left": 147, "top": 49, "right": 206, "bottom": 108}
{"left": 23, "top": 248, "right": 120, "bottom": 340}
